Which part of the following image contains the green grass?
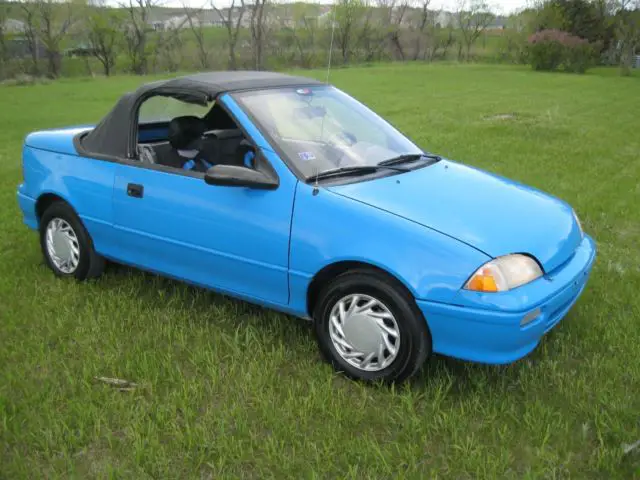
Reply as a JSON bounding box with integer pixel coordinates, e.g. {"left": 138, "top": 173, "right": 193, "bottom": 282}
{"left": 1, "top": 63, "right": 639, "bottom": 478}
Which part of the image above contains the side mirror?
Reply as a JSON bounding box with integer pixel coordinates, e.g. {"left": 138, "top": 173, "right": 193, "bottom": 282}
{"left": 204, "top": 164, "right": 278, "bottom": 190}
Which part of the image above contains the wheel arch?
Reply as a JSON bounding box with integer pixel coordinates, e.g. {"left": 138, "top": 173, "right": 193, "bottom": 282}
{"left": 35, "top": 192, "right": 75, "bottom": 225}
{"left": 306, "top": 260, "right": 417, "bottom": 318}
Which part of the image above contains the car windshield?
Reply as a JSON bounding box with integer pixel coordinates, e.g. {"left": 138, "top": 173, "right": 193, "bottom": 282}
{"left": 231, "top": 85, "right": 424, "bottom": 179}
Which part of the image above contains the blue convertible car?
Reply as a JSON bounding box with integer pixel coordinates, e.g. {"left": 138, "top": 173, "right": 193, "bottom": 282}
{"left": 17, "top": 71, "right": 596, "bottom": 383}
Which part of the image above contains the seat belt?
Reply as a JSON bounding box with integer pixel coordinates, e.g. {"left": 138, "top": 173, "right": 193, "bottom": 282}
{"left": 182, "top": 154, "right": 213, "bottom": 172}
{"left": 243, "top": 151, "right": 255, "bottom": 167}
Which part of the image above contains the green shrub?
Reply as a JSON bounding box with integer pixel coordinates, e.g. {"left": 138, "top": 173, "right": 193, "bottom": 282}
{"left": 527, "top": 29, "right": 596, "bottom": 73}
{"left": 564, "top": 41, "right": 601, "bottom": 73}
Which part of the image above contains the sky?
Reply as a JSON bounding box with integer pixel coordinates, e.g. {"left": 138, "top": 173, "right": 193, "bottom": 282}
{"left": 156, "top": 0, "right": 535, "bottom": 15}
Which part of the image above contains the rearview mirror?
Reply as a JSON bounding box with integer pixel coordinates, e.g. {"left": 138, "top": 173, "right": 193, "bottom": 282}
{"left": 204, "top": 164, "right": 278, "bottom": 190}
{"left": 293, "top": 105, "right": 326, "bottom": 120}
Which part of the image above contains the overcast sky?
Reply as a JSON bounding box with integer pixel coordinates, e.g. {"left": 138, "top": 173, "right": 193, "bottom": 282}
{"left": 157, "top": 0, "right": 535, "bottom": 15}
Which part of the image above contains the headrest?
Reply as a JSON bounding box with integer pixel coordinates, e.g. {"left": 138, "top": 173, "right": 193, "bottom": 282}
{"left": 168, "top": 116, "right": 206, "bottom": 150}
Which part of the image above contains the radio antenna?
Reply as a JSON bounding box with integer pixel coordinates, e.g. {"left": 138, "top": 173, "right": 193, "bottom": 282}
{"left": 313, "top": 166, "right": 320, "bottom": 195}
{"left": 325, "top": 3, "right": 337, "bottom": 85}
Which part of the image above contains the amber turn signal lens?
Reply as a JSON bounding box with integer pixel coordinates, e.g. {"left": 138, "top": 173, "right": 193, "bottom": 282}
{"left": 466, "top": 268, "right": 499, "bottom": 292}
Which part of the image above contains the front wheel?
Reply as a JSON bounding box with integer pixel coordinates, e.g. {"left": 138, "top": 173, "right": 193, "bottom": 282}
{"left": 313, "top": 269, "right": 432, "bottom": 384}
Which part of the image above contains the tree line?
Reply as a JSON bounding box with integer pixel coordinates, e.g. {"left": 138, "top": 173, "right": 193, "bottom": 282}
{"left": 0, "top": 0, "right": 638, "bottom": 81}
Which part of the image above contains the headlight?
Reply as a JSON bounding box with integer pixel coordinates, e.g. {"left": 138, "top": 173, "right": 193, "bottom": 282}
{"left": 464, "top": 254, "right": 543, "bottom": 292}
{"left": 573, "top": 209, "right": 584, "bottom": 237}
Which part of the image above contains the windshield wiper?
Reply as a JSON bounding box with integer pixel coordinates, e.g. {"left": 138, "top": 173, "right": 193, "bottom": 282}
{"left": 378, "top": 153, "right": 441, "bottom": 167}
{"left": 309, "top": 164, "right": 409, "bottom": 182}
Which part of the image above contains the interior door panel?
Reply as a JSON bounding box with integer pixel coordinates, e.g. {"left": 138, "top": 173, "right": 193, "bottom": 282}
{"left": 138, "top": 122, "right": 170, "bottom": 143}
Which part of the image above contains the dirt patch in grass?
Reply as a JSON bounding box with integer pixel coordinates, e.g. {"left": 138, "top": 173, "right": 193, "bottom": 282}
{"left": 484, "top": 112, "right": 518, "bottom": 121}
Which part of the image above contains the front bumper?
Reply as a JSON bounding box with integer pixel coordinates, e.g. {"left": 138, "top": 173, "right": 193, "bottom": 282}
{"left": 417, "top": 235, "right": 596, "bottom": 364}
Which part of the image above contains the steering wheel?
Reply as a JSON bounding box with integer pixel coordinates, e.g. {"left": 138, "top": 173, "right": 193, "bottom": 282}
{"left": 327, "top": 130, "right": 357, "bottom": 148}
{"left": 324, "top": 131, "right": 359, "bottom": 167}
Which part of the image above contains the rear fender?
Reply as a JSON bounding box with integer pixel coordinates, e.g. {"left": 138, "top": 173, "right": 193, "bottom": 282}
{"left": 21, "top": 145, "right": 117, "bottom": 254}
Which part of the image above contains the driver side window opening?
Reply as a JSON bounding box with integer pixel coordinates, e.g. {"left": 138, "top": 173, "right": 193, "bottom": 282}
{"left": 135, "top": 95, "right": 253, "bottom": 174}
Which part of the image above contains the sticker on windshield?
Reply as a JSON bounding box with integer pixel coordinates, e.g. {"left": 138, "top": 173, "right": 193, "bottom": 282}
{"left": 298, "top": 151, "right": 316, "bottom": 161}
{"left": 296, "top": 88, "right": 313, "bottom": 96}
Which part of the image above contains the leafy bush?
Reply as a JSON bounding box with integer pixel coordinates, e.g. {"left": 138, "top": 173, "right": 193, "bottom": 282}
{"left": 527, "top": 29, "right": 596, "bottom": 73}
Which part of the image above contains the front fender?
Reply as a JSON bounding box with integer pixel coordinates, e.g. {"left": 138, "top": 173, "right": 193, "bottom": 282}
{"left": 288, "top": 181, "right": 490, "bottom": 315}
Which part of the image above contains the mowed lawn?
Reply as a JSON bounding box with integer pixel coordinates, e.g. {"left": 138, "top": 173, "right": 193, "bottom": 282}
{"left": 1, "top": 63, "right": 639, "bottom": 479}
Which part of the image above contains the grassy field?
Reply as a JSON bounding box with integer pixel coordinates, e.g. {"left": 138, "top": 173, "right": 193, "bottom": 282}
{"left": 1, "top": 63, "right": 639, "bottom": 478}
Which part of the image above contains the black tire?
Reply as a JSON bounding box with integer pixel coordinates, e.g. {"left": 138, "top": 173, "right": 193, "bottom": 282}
{"left": 313, "top": 268, "right": 432, "bottom": 384}
{"left": 39, "top": 201, "right": 105, "bottom": 280}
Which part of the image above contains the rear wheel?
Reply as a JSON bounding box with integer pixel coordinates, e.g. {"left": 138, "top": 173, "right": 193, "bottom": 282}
{"left": 39, "top": 201, "right": 105, "bottom": 280}
{"left": 313, "top": 269, "right": 432, "bottom": 384}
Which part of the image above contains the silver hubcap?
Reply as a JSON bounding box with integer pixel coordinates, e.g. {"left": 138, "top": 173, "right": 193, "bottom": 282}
{"left": 328, "top": 294, "right": 401, "bottom": 372}
{"left": 45, "top": 218, "right": 80, "bottom": 274}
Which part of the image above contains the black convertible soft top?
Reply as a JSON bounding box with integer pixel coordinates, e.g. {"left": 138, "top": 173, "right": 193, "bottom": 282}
{"left": 78, "top": 71, "right": 323, "bottom": 160}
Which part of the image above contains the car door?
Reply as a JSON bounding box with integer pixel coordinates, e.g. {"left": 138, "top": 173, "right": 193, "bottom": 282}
{"left": 110, "top": 146, "right": 296, "bottom": 306}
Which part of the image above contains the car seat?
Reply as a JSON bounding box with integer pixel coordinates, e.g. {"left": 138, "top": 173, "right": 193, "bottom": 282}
{"left": 137, "top": 144, "right": 158, "bottom": 164}
{"left": 168, "top": 116, "right": 214, "bottom": 172}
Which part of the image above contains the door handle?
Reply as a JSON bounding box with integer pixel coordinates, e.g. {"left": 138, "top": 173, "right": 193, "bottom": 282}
{"left": 127, "top": 183, "right": 144, "bottom": 198}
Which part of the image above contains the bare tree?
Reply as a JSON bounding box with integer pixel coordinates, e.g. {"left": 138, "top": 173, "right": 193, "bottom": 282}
{"left": 377, "top": 0, "right": 410, "bottom": 60}
{"left": 182, "top": 3, "right": 209, "bottom": 69}
{"left": 0, "top": 3, "right": 9, "bottom": 62}
{"left": 36, "top": 0, "right": 75, "bottom": 78}
{"left": 390, "top": 0, "right": 410, "bottom": 59}
{"left": 17, "top": 1, "right": 42, "bottom": 75}
{"left": 455, "top": 0, "right": 495, "bottom": 61}
{"left": 410, "top": 0, "right": 430, "bottom": 60}
{"left": 122, "top": 0, "right": 157, "bottom": 75}
{"left": 410, "top": 4, "right": 456, "bottom": 61}
{"left": 0, "top": 3, "right": 10, "bottom": 73}
{"left": 87, "top": 3, "right": 121, "bottom": 76}
{"left": 289, "top": 3, "right": 320, "bottom": 67}
{"left": 334, "top": 0, "right": 366, "bottom": 64}
{"left": 438, "top": 23, "right": 456, "bottom": 60}
{"left": 211, "top": 0, "right": 245, "bottom": 70}
{"left": 359, "top": 1, "right": 387, "bottom": 62}
{"left": 152, "top": 20, "right": 184, "bottom": 72}
{"left": 248, "top": 0, "right": 268, "bottom": 69}
{"left": 615, "top": 0, "right": 640, "bottom": 75}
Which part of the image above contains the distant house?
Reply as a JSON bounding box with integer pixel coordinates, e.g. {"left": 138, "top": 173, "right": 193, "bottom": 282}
{"left": 147, "top": 8, "right": 238, "bottom": 31}
{"left": 199, "top": 10, "right": 226, "bottom": 27}
{"left": 439, "top": 11, "right": 458, "bottom": 27}
{"left": 486, "top": 15, "right": 508, "bottom": 30}
{"left": 64, "top": 43, "right": 97, "bottom": 58}
{"left": 215, "top": 7, "right": 250, "bottom": 28}
{"left": 316, "top": 9, "right": 333, "bottom": 25}
{"left": 147, "top": 15, "right": 180, "bottom": 31}
{"left": 1, "top": 18, "right": 49, "bottom": 60}
{"left": 4, "top": 37, "right": 48, "bottom": 60}
{"left": 146, "top": 11, "right": 186, "bottom": 31}
{"left": 2, "top": 18, "right": 25, "bottom": 34}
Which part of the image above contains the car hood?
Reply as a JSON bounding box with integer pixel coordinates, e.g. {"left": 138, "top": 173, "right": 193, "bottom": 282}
{"left": 327, "top": 159, "right": 583, "bottom": 273}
